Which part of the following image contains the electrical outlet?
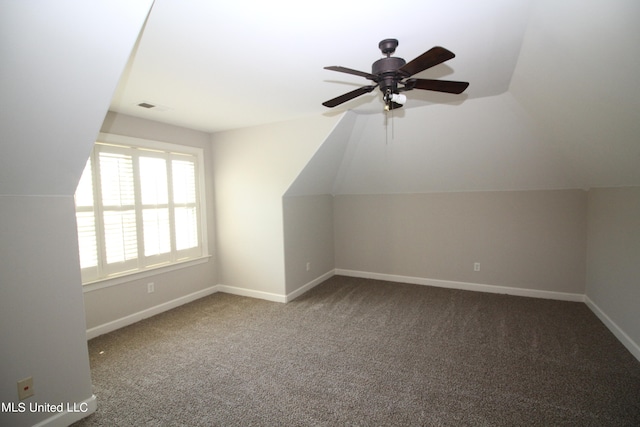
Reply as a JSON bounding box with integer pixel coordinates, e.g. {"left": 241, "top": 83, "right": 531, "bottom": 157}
{"left": 306, "top": 262, "right": 311, "bottom": 272}
{"left": 147, "top": 282, "right": 155, "bottom": 293}
{"left": 474, "top": 262, "right": 481, "bottom": 272}
{"left": 17, "top": 377, "right": 34, "bottom": 400}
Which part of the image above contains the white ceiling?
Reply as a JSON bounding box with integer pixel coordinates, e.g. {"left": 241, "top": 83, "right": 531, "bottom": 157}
{"left": 110, "top": 0, "right": 533, "bottom": 133}
{"left": 110, "top": 0, "right": 640, "bottom": 191}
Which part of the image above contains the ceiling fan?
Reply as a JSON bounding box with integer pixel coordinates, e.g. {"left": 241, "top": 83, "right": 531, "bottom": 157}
{"left": 322, "top": 38, "right": 469, "bottom": 110}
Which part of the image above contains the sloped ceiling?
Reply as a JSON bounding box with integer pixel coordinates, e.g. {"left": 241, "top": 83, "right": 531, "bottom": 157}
{"left": 509, "top": 0, "right": 640, "bottom": 189}
{"left": 111, "top": 0, "right": 532, "bottom": 131}
{"left": 334, "top": 94, "right": 583, "bottom": 194}
{"left": 0, "top": 1, "right": 154, "bottom": 196}
{"left": 111, "top": 0, "right": 640, "bottom": 192}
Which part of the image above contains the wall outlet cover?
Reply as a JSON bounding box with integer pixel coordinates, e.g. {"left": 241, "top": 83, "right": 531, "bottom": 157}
{"left": 18, "top": 377, "right": 34, "bottom": 400}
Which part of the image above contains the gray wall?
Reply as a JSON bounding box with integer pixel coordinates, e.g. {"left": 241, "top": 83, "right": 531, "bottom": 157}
{"left": 211, "top": 115, "right": 340, "bottom": 299}
{"left": 0, "top": 197, "right": 94, "bottom": 426}
{"left": 283, "top": 195, "right": 335, "bottom": 295}
{"left": 0, "top": 2, "right": 152, "bottom": 426}
{"left": 334, "top": 190, "right": 588, "bottom": 294}
{"left": 586, "top": 187, "right": 640, "bottom": 357}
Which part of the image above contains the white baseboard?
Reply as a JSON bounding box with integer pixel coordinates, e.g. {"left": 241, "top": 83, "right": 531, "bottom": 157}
{"left": 86, "top": 286, "right": 219, "bottom": 339}
{"left": 585, "top": 296, "right": 640, "bottom": 362}
{"left": 285, "top": 270, "right": 335, "bottom": 302}
{"left": 32, "top": 394, "right": 97, "bottom": 427}
{"left": 84, "top": 270, "right": 638, "bottom": 365}
{"left": 335, "top": 269, "right": 585, "bottom": 302}
{"left": 84, "top": 278, "right": 327, "bottom": 339}
{"left": 337, "top": 269, "right": 640, "bottom": 362}
{"left": 215, "top": 284, "right": 287, "bottom": 303}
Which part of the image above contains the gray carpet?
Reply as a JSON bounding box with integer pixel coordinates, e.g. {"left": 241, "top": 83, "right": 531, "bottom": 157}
{"left": 73, "top": 276, "right": 640, "bottom": 426}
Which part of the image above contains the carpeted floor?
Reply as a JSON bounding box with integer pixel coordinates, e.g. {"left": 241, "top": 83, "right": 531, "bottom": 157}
{"left": 73, "top": 276, "right": 640, "bottom": 426}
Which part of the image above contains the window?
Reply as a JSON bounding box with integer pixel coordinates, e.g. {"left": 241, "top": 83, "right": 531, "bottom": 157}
{"left": 75, "top": 133, "right": 207, "bottom": 284}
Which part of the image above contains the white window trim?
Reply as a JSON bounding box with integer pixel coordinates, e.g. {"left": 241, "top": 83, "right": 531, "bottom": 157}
{"left": 77, "top": 132, "right": 210, "bottom": 290}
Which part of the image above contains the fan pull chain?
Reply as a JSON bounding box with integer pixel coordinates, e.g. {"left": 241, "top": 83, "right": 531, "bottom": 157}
{"left": 384, "top": 89, "right": 395, "bottom": 145}
{"left": 385, "top": 105, "right": 392, "bottom": 145}
{"left": 384, "top": 108, "right": 395, "bottom": 145}
{"left": 391, "top": 103, "right": 395, "bottom": 141}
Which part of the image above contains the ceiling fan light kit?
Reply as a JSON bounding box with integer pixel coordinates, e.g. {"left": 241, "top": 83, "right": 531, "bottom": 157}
{"left": 322, "top": 38, "right": 469, "bottom": 110}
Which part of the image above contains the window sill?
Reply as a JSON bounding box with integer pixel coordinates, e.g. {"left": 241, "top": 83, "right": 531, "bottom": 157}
{"left": 82, "top": 255, "right": 212, "bottom": 293}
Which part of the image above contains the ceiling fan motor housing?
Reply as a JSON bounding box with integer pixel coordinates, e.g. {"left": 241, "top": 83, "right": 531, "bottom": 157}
{"left": 372, "top": 56, "right": 406, "bottom": 94}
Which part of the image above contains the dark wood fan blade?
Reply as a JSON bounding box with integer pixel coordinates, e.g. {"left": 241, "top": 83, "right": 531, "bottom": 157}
{"left": 322, "top": 85, "right": 378, "bottom": 107}
{"left": 324, "top": 66, "right": 378, "bottom": 81}
{"left": 412, "top": 79, "right": 469, "bottom": 94}
{"left": 398, "top": 79, "right": 417, "bottom": 91}
{"left": 398, "top": 46, "right": 455, "bottom": 77}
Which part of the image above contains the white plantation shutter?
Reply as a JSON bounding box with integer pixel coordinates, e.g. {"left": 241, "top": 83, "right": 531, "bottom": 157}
{"left": 139, "top": 156, "right": 171, "bottom": 260}
{"left": 75, "top": 159, "right": 98, "bottom": 281}
{"left": 74, "top": 137, "right": 206, "bottom": 284}
{"left": 172, "top": 159, "right": 196, "bottom": 204}
{"left": 172, "top": 158, "right": 199, "bottom": 254}
{"left": 76, "top": 212, "right": 98, "bottom": 267}
{"left": 175, "top": 206, "right": 198, "bottom": 252}
{"left": 99, "top": 151, "right": 135, "bottom": 206}
{"left": 143, "top": 208, "right": 171, "bottom": 257}
{"left": 98, "top": 150, "right": 138, "bottom": 274}
{"left": 103, "top": 210, "right": 138, "bottom": 263}
{"left": 139, "top": 156, "right": 168, "bottom": 205}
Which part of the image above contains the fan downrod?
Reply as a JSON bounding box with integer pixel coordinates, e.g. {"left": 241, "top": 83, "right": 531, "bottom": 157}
{"left": 378, "top": 39, "right": 398, "bottom": 57}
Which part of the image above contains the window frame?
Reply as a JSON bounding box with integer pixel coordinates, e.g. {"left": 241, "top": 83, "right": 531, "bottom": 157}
{"left": 76, "top": 133, "right": 209, "bottom": 291}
